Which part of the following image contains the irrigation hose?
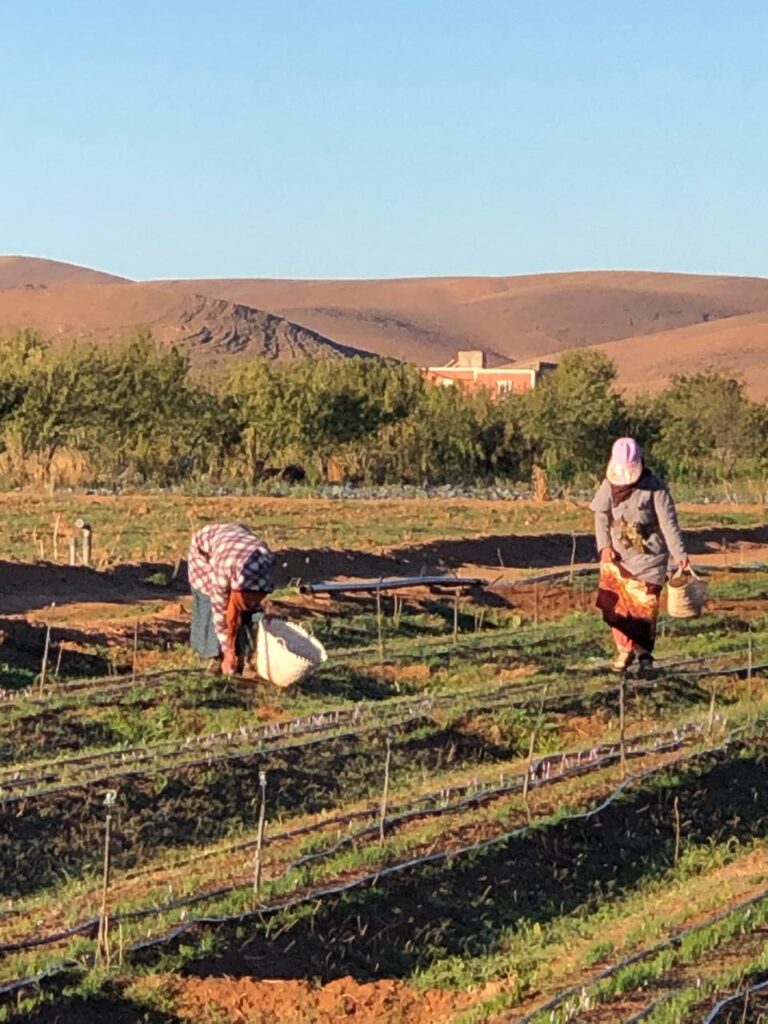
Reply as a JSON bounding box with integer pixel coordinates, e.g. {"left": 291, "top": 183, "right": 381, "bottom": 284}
{"left": 512, "top": 836, "right": 768, "bottom": 1022}
{"left": 119, "top": 731, "right": 759, "bottom": 963}
{"left": 0, "top": 669, "right": 709, "bottom": 803}
{"left": 0, "top": 640, "right": 756, "bottom": 802}
{"left": 0, "top": 724, "right": 763, "bottom": 1008}
{"left": 703, "top": 976, "right": 768, "bottom": 1023}
{"left": 0, "top": 725, "right": 697, "bottom": 958}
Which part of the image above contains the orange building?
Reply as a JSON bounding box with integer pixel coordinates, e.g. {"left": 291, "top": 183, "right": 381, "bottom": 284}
{"left": 424, "top": 350, "right": 557, "bottom": 397}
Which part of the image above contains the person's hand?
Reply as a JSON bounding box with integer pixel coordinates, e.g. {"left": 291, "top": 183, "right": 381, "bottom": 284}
{"left": 222, "top": 651, "right": 239, "bottom": 676}
{"left": 679, "top": 556, "right": 690, "bottom": 572}
{"left": 600, "top": 547, "right": 616, "bottom": 563}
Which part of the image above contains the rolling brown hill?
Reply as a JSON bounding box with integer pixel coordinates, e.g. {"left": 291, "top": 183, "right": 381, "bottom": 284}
{"left": 0, "top": 255, "right": 127, "bottom": 289}
{"left": 2, "top": 259, "right": 768, "bottom": 389}
{"left": 547, "top": 310, "right": 768, "bottom": 400}
{"left": 166, "top": 270, "right": 768, "bottom": 366}
{"left": 0, "top": 279, "right": 367, "bottom": 366}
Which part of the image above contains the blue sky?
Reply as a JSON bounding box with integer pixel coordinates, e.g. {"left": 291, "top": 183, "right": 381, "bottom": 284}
{"left": 1, "top": 1, "right": 766, "bottom": 280}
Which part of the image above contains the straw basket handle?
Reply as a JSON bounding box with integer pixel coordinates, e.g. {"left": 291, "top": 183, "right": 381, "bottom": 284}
{"left": 672, "top": 564, "right": 700, "bottom": 581}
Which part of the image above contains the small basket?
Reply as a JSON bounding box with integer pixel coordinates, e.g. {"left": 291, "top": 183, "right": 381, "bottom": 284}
{"left": 667, "top": 566, "right": 708, "bottom": 619}
{"left": 253, "top": 617, "right": 327, "bottom": 688}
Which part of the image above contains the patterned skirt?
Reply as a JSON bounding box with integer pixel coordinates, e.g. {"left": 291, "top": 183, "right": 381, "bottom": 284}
{"left": 596, "top": 561, "right": 662, "bottom": 653}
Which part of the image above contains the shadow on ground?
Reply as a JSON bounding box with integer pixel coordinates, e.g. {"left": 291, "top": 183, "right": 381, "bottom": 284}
{"left": 14, "top": 990, "right": 180, "bottom": 1023}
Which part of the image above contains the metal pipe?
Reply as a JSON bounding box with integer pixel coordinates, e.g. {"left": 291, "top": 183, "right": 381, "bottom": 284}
{"left": 299, "top": 575, "right": 485, "bottom": 595}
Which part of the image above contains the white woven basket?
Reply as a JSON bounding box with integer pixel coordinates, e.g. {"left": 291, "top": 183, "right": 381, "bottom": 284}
{"left": 667, "top": 566, "right": 708, "bottom": 619}
{"left": 253, "top": 618, "right": 327, "bottom": 688}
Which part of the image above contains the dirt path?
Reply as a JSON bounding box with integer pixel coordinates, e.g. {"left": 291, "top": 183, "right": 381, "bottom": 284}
{"left": 1, "top": 550, "right": 764, "bottom": 682}
{"left": 2, "top": 520, "right": 767, "bottom": 618}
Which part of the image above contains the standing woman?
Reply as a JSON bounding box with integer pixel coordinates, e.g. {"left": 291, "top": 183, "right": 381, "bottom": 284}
{"left": 591, "top": 438, "right": 689, "bottom": 672}
{"left": 188, "top": 523, "right": 275, "bottom": 676}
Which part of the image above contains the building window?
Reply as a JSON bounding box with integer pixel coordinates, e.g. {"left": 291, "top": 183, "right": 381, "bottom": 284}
{"left": 496, "top": 380, "right": 516, "bottom": 395}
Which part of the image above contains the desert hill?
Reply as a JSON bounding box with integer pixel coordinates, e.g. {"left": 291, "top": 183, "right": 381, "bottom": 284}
{"left": 2, "top": 259, "right": 768, "bottom": 389}
{"left": 0, "top": 255, "right": 127, "bottom": 289}
{"left": 0, "top": 279, "right": 366, "bottom": 366}
{"left": 167, "top": 270, "right": 768, "bottom": 366}
{"left": 547, "top": 310, "right": 768, "bottom": 400}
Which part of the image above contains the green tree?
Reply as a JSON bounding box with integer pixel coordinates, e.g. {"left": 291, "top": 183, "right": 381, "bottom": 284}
{"left": 652, "top": 373, "right": 768, "bottom": 484}
{"left": 523, "top": 351, "right": 627, "bottom": 483}
{"left": 0, "top": 337, "right": 103, "bottom": 478}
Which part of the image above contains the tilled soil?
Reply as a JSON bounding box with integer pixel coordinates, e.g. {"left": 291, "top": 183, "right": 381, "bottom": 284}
{"left": 149, "top": 973, "right": 474, "bottom": 1024}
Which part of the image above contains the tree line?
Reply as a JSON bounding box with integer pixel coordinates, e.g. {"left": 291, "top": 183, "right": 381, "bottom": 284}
{"left": 1, "top": 330, "right": 766, "bottom": 492}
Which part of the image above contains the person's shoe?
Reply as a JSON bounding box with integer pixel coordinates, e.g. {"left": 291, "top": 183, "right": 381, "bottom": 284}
{"left": 205, "top": 657, "right": 223, "bottom": 676}
{"left": 611, "top": 650, "right": 635, "bottom": 673}
{"left": 637, "top": 652, "right": 655, "bottom": 675}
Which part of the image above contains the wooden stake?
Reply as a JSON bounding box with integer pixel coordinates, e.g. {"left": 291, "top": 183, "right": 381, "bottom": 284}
{"left": 375, "top": 581, "right": 386, "bottom": 669}
{"left": 522, "top": 684, "right": 549, "bottom": 821}
{"left": 82, "top": 527, "right": 92, "bottom": 567}
{"left": 253, "top": 771, "right": 268, "bottom": 901}
{"left": 392, "top": 594, "right": 403, "bottom": 629}
{"left": 452, "top": 591, "right": 460, "bottom": 645}
{"left": 533, "top": 583, "right": 539, "bottom": 629}
{"left": 54, "top": 643, "right": 64, "bottom": 681}
{"left": 707, "top": 680, "right": 717, "bottom": 738}
{"left": 69, "top": 537, "right": 77, "bottom": 566}
{"left": 52, "top": 514, "right": 61, "bottom": 562}
{"left": 97, "top": 791, "right": 116, "bottom": 965}
{"left": 379, "top": 734, "right": 392, "bottom": 846}
{"left": 741, "top": 988, "right": 750, "bottom": 1023}
{"left": 38, "top": 622, "right": 52, "bottom": 696}
{"left": 132, "top": 619, "right": 140, "bottom": 681}
{"left": 619, "top": 674, "right": 626, "bottom": 779}
{"left": 568, "top": 532, "right": 577, "bottom": 586}
{"left": 673, "top": 795, "right": 681, "bottom": 867}
{"left": 747, "top": 632, "right": 754, "bottom": 725}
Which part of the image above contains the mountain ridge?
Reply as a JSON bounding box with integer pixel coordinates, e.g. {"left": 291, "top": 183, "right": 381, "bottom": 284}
{"left": 0, "top": 275, "right": 370, "bottom": 366}
{"left": 2, "top": 257, "right": 768, "bottom": 387}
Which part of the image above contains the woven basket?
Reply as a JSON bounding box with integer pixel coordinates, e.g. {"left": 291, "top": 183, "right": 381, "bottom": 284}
{"left": 667, "top": 566, "right": 708, "bottom": 619}
{"left": 253, "top": 617, "right": 327, "bottom": 688}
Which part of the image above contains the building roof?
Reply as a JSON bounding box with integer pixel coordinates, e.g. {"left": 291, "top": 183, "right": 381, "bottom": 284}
{"left": 495, "top": 359, "right": 559, "bottom": 372}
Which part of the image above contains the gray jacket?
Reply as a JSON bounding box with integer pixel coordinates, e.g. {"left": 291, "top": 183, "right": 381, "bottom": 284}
{"left": 590, "top": 472, "right": 687, "bottom": 586}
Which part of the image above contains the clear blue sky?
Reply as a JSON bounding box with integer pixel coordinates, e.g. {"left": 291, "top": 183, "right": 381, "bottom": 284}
{"left": 2, "top": 1, "right": 766, "bottom": 280}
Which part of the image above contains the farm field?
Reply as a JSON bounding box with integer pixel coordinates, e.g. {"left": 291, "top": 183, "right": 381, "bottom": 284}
{"left": 0, "top": 493, "right": 766, "bottom": 568}
{"left": 0, "top": 496, "right": 767, "bottom": 1022}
